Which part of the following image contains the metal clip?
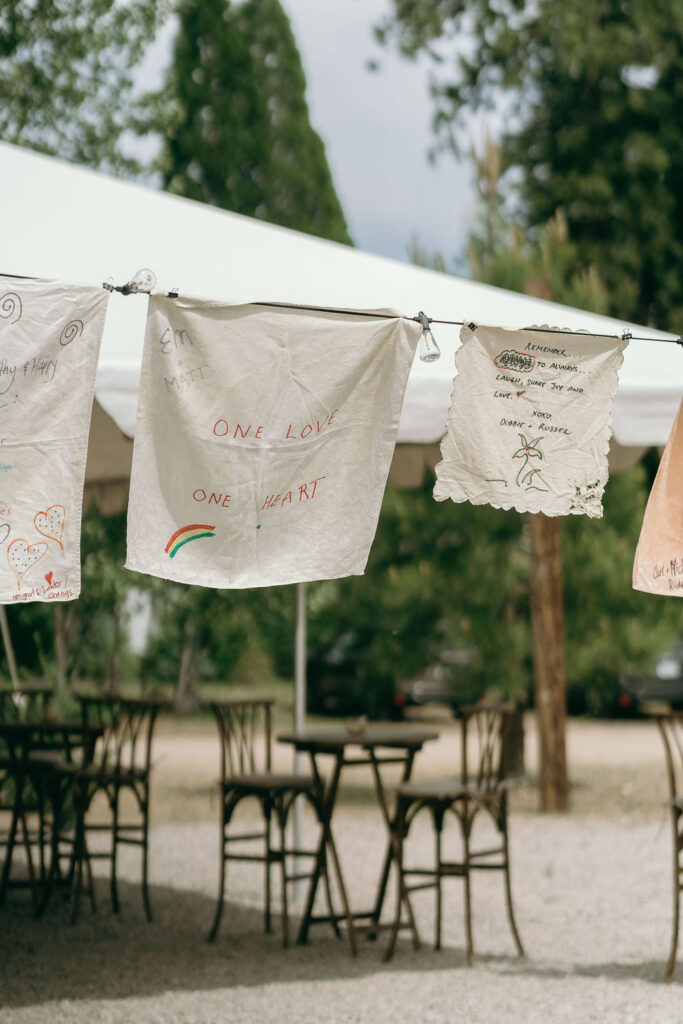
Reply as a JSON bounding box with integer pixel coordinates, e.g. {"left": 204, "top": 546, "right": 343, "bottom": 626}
{"left": 102, "top": 268, "right": 157, "bottom": 296}
{"left": 415, "top": 311, "right": 440, "bottom": 363}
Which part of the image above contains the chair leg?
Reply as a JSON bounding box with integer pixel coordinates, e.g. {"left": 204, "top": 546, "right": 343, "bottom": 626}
{"left": 434, "top": 820, "right": 443, "bottom": 951}
{"left": 665, "top": 811, "right": 682, "bottom": 983}
{"left": 665, "top": 888, "right": 679, "bottom": 985}
{"left": 70, "top": 804, "right": 86, "bottom": 925}
{"left": 383, "top": 799, "right": 420, "bottom": 960}
{"left": 207, "top": 803, "right": 227, "bottom": 943}
{"left": 320, "top": 839, "right": 341, "bottom": 939}
{"left": 383, "top": 815, "right": 404, "bottom": 961}
{"left": 264, "top": 804, "right": 273, "bottom": 935}
{"left": 36, "top": 776, "right": 48, "bottom": 893}
{"left": 0, "top": 794, "right": 20, "bottom": 906}
{"left": 461, "top": 816, "right": 474, "bottom": 966}
{"left": 84, "top": 841, "right": 97, "bottom": 914}
{"left": 141, "top": 785, "right": 152, "bottom": 922}
{"left": 110, "top": 789, "right": 120, "bottom": 915}
{"left": 502, "top": 815, "right": 525, "bottom": 957}
{"left": 37, "top": 778, "right": 62, "bottom": 918}
{"left": 277, "top": 807, "right": 290, "bottom": 947}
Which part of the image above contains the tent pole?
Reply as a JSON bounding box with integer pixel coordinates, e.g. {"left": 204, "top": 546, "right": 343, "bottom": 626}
{"left": 293, "top": 581, "right": 307, "bottom": 902}
{"left": 0, "top": 606, "right": 19, "bottom": 688}
{"left": 295, "top": 582, "right": 307, "bottom": 735}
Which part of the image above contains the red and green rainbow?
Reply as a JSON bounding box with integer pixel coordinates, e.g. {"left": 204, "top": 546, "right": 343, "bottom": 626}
{"left": 165, "top": 523, "right": 216, "bottom": 558}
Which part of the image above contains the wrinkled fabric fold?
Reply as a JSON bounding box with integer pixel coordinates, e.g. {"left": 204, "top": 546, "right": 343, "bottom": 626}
{"left": 434, "top": 323, "right": 628, "bottom": 517}
{"left": 0, "top": 277, "right": 109, "bottom": 603}
{"left": 125, "top": 297, "right": 421, "bottom": 588}
{"left": 633, "top": 398, "right": 683, "bottom": 597}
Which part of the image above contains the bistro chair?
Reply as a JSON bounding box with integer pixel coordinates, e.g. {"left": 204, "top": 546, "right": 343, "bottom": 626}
{"left": 50, "top": 694, "right": 164, "bottom": 923}
{"left": 207, "top": 699, "right": 327, "bottom": 947}
{"left": 384, "top": 701, "right": 525, "bottom": 964}
{"left": 0, "top": 685, "right": 54, "bottom": 723}
{"left": 650, "top": 710, "right": 683, "bottom": 983}
{"left": 0, "top": 685, "right": 56, "bottom": 909}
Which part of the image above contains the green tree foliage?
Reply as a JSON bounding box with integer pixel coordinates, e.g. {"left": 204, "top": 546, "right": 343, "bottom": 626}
{"left": 405, "top": 135, "right": 682, "bottom": 716}
{"left": 376, "top": 0, "right": 683, "bottom": 329}
{"left": 563, "top": 464, "right": 683, "bottom": 714}
{"left": 299, "top": 477, "right": 530, "bottom": 716}
{"left": 0, "top": 0, "right": 169, "bottom": 174}
{"left": 159, "top": 0, "right": 352, "bottom": 243}
{"left": 465, "top": 138, "right": 681, "bottom": 713}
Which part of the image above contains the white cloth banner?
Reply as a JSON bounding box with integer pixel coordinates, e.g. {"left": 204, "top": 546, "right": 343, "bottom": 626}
{"left": 0, "top": 277, "right": 109, "bottom": 603}
{"left": 126, "top": 298, "right": 421, "bottom": 588}
{"left": 434, "top": 323, "right": 628, "bottom": 517}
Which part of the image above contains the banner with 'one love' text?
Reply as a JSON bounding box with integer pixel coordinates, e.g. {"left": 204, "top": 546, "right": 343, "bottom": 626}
{"left": 0, "top": 277, "right": 109, "bottom": 603}
{"left": 126, "top": 297, "right": 420, "bottom": 589}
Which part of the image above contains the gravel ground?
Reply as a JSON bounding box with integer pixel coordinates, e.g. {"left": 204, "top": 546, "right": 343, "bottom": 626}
{"left": 1, "top": 715, "right": 681, "bottom": 1023}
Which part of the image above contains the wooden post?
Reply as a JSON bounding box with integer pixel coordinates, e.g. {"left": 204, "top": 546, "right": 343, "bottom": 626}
{"left": 529, "top": 512, "right": 569, "bottom": 811}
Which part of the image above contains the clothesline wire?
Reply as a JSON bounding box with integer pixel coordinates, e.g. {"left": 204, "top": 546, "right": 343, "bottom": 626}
{"left": 176, "top": 296, "right": 683, "bottom": 347}
{"left": 99, "top": 276, "right": 683, "bottom": 347}
{"left": 1, "top": 270, "right": 680, "bottom": 345}
{"left": 429, "top": 318, "right": 682, "bottom": 345}
{"left": 255, "top": 302, "right": 681, "bottom": 345}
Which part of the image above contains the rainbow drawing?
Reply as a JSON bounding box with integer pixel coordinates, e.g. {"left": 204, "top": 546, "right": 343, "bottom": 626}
{"left": 165, "top": 524, "right": 216, "bottom": 558}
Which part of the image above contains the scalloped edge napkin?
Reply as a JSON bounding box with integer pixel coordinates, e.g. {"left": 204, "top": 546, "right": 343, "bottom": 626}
{"left": 433, "top": 323, "right": 628, "bottom": 517}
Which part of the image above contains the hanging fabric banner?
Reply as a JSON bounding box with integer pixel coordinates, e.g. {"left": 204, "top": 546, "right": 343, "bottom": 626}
{"left": 633, "top": 398, "right": 683, "bottom": 597}
{"left": 0, "top": 277, "right": 109, "bottom": 604}
{"left": 433, "top": 323, "right": 628, "bottom": 517}
{"left": 126, "top": 298, "right": 421, "bottom": 588}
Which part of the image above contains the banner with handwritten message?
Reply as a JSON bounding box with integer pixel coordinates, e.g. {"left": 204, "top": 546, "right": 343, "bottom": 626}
{"left": 433, "top": 323, "right": 628, "bottom": 517}
{"left": 126, "top": 298, "right": 421, "bottom": 588}
{"left": 0, "top": 277, "right": 109, "bottom": 603}
{"left": 633, "top": 399, "right": 683, "bottom": 597}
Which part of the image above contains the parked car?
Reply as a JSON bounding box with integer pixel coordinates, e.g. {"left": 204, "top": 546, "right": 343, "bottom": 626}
{"left": 392, "top": 649, "right": 484, "bottom": 719}
{"left": 618, "top": 637, "right": 683, "bottom": 712}
{"left": 306, "top": 633, "right": 483, "bottom": 720}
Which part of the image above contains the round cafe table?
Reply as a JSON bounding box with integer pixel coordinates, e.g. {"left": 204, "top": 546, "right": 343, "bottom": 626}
{"left": 0, "top": 720, "right": 101, "bottom": 914}
{"left": 278, "top": 723, "right": 438, "bottom": 955}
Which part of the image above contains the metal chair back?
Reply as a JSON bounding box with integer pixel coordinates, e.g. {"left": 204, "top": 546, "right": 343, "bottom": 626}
{"left": 77, "top": 696, "right": 160, "bottom": 776}
{"left": 457, "top": 701, "right": 516, "bottom": 794}
{"left": 209, "top": 699, "right": 273, "bottom": 781}
{"left": 654, "top": 711, "right": 683, "bottom": 807}
{"left": 0, "top": 686, "right": 53, "bottom": 723}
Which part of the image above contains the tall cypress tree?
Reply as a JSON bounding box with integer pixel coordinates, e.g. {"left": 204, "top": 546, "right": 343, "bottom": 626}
{"left": 162, "top": 0, "right": 352, "bottom": 244}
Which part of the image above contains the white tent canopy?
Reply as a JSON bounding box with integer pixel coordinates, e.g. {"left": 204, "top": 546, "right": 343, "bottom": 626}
{"left": 0, "top": 141, "right": 681, "bottom": 461}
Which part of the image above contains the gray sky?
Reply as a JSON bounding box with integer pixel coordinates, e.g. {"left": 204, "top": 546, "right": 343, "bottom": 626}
{"left": 280, "top": 0, "right": 477, "bottom": 267}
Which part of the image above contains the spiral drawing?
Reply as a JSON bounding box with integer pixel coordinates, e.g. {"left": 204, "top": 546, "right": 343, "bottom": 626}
{"left": 59, "top": 319, "right": 84, "bottom": 346}
{"left": 0, "top": 292, "right": 22, "bottom": 324}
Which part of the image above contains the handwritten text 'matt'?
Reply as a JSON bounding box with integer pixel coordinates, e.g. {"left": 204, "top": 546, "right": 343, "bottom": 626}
{"left": 212, "top": 410, "right": 338, "bottom": 442}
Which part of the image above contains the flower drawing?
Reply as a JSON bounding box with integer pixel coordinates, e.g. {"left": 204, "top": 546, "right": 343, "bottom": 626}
{"left": 513, "top": 434, "right": 543, "bottom": 487}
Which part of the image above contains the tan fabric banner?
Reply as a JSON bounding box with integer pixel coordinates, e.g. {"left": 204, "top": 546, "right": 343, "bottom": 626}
{"left": 434, "top": 323, "right": 628, "bottom": 517}
{"left": 126, "top": 298, "right": 420, "bottom": 588}
{"left": 633, "top": 398, "right": 683, "bottom": 597}
{"left": 0, "top": 277, "right": 109, "bottom": 603}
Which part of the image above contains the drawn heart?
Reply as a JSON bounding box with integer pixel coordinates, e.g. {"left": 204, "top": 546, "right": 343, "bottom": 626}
{"left": 45, "top": 571, "right": 53, "bottom": 585}
{"left": 0, "top": 523, "right": 9, "bottom": 546}
{"left": 7, "top": 539, "right": 49, "bottom": 588}
{"left": 34, "top": 504, "right": 65, "bottom": 549}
